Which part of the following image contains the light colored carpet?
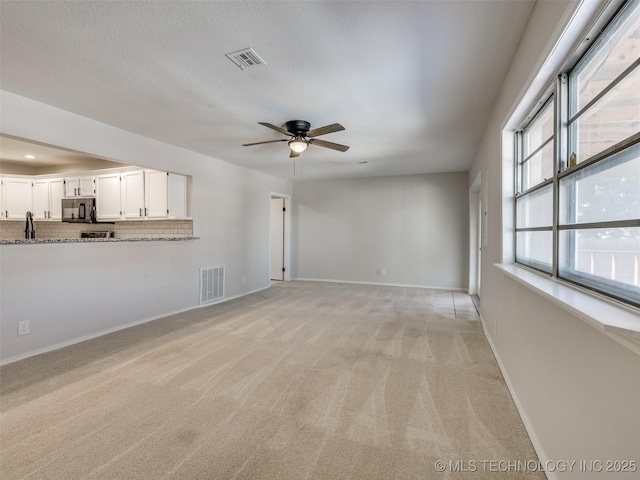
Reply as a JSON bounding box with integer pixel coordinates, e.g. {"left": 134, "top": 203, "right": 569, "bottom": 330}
{"left": 1, "top": 281, "right": 543, "bottom": 479}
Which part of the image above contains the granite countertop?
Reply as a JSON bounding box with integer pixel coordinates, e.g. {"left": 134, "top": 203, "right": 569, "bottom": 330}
{"left": 0, "top": 237, "right": 199, "bottom": 245}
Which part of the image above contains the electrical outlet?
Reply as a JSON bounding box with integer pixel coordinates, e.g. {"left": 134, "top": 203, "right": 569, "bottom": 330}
{"left": 381, "top": 269, "right": 386, "bottom": 276}
{"left": 18, "top": 320, "right": 30, "bottom": 336}
{"left": 376, "top": 269, "right": 381, "bottom": 276}
{"left": 242, "top": 276, "right": 246, "bottom": 284}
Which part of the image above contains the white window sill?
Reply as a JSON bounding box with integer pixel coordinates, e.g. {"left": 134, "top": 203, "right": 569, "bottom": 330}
{"left": 495, "top": 263, "right": 640, "bottom": 356}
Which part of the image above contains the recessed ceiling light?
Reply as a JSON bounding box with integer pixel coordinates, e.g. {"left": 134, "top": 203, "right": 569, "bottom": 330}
{"left": 23, "top": 154, "right": 36, "bottom": 159}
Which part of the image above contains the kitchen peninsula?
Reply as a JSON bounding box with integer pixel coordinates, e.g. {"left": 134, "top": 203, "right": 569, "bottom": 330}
{"left": 1, "top": 237, "right": 198, "bottom": 244}
{"left": 0, "top": 218, "right": 195, "bottom": 244}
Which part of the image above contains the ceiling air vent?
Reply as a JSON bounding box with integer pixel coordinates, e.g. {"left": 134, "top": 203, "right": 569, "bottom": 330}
{"left": 225, "top": 48, "right": 267, "bottom": 70}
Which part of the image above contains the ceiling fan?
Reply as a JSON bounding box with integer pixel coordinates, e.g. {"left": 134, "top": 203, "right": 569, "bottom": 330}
{"left": 243, "top": 120, "right": 349, "bottom": 157}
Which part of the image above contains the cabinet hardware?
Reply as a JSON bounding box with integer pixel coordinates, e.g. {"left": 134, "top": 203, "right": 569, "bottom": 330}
{"left": 145, "top": 207, "right": 148, "bottom": 216}
{"left": 139, "top": 208, "right": 142, "bottom": 217}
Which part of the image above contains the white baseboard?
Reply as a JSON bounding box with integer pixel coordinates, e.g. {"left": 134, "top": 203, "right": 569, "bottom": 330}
{"left": 479, "top": 314, "right": 555, "bottom": 480}
{"left": 293, "top": 277, "right": 467, "bottom": 292}
{"left": 0, "top": 284, "right": 271, "bottom": 366}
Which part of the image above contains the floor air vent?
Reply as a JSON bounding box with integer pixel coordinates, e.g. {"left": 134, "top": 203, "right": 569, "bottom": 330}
{"left": 200, "top": 266, "right": 224, "bottom": 304}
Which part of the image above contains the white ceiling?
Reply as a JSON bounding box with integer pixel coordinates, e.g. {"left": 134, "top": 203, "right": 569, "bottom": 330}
{"left": 0, "top": 135, "right": 124, "bottom": 172}
{"left": 0, "top": 0, "right": 535, "bottom": 181}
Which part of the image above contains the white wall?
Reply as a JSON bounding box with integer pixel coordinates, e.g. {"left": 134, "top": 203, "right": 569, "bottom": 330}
{"left": 0, "top": 91, "right": 291, "bottom": 363}
{"left": 470, "top": 1, "right": 640, "bottom": 478}
{"left": 292, "top": 173, "right": 468, "bottom": 289}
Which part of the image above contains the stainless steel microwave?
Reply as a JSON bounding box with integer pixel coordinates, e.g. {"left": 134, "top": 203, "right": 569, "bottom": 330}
{"left": 62, "top": 198, "right": 96, "bottom": 223}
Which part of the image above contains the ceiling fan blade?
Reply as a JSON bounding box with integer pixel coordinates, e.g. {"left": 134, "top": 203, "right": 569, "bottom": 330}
{"left": 242, "top": 139, "right": 288, "bottom": 147}
{"left": 258, "top": 122, "right": 292, "bottom": 137}
{"left": 309, "top": 138, "right": 350, "bottom": 152}
{"left": 290, "top": 149, "right": 300, "bottom": 158}
{"left": 307, "top": 123, "right": 345, "bottom": 138}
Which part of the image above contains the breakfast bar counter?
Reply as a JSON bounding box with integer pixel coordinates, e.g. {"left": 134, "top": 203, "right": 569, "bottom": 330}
{"left": 1, "top": 237, "right": 199, "bottom": 245}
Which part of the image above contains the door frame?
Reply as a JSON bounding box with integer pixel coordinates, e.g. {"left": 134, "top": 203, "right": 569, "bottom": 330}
{"left": 469, "top": 172, "right": 482, "bottom": 296}
{"left": 269, "top": 192, "right": 291, "bottom": 282}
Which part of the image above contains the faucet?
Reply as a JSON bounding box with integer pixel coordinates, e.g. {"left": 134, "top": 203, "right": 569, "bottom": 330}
{"left": 25, "top": 211, "right": 35, "bottom": 239}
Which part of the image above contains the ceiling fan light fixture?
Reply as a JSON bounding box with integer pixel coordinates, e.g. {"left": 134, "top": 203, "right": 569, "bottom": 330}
{"left": 244, "top": 121, "right": 349, "bottom": 156}
{"left": 289, "top": 136, "right": 308, "bottom": 153}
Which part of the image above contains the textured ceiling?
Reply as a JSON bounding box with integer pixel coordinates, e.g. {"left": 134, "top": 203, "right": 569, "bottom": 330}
{"left": 0, "top": 1, "right": 535, "bottom": 180}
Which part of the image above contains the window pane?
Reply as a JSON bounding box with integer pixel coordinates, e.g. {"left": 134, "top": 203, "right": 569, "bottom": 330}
{"left": 571, "top": 1, "right": 640, "bottom": 112}
{"left": 560, "top": 143, "right": 640, "bottom": 224}
{"left": 571, "top": 67, "right": 640, "bottom": 163}
{"left": 517, "top": 184, "right": 553, "bottom": 228}
{"left": 522, "top": 141, "right": 554, "bottom": 190}
{"left": 516, "top": 231, "right": 553, "bottom": 272}
{"left": 524, "top": 100, "right": 554, "bottom": 156}
{"left": 558, "top": 227, "right": 640, "bottom": 305}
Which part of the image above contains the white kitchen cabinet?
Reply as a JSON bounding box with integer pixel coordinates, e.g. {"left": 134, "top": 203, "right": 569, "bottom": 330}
{"left": 95, "top": 173, "right": 121, "bottom": 220}
{"left": 146, "top": 171, "right": 188, "bottom": 219}
{"left": 1, "top": 169, "right": 188, "bottom": 222}
{"left": 145, "top": 170, "right": 169, "bottom": 218}
{"left": 33, "top": 178, "right": 65, "bottom": 220}
{"left": 4, "top": 176, "right": 33, "bottom": 220}
{"left": 120, "top": 170, "right": 146, "bottom": 219}
{"left": 0, "top": 176, "right": 5, "bottom": 219}
{"left": 65, "top": 176, "right": 94, "bottom": 197}
{"left": 49, "top": 178, "right": 65, "bottom": 220}
{"left": 168, "top": 173, "right": 187, "bottom": 218}
{"left": 121, "top": 170, "right": 187, "bottom": 220}
{"left": 33, "top": 179, "right": 50, "bottom": 220}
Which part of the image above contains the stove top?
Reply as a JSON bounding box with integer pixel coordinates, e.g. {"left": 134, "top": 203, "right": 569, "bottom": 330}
{"left": 81, "top": 231, "right": 112, "bottom": 239}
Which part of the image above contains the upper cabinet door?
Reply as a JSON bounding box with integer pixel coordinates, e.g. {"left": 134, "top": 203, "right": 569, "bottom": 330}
{"left": 121, "top": 170, "right": 145, "bottom": 219}
{"left": 145, "top": 170, "right": 168, "bottom": 218}
{"left": 168, "top": 173, "right": 187, "bottom": 219}
{"left": 0, "top": 176, "right": 4, "bottom": 219}
{"left": 65, "top": 176, "right": 95, "bottom": 197}
{"left": 49, "top": 178, "right": 65, "bottom": 220}
{"left": 4, "top": 176, "right": 33, "bottom": 220}
{"left": 78, "top": 176, "right": 95, "bottom": 196}
{"left": 95, "top": 173, "right": 121, "bottom": 220}
{"left": 33, "top": 179, "right": 50, "bottom": 220}
{"left": 65, "top": 178, "right": 79, "bottom": 197}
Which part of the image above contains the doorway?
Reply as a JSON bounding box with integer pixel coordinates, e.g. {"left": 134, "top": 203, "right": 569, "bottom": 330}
{"left": 469, "top": 172, "right": 482, "bottom": 298}
{"left": 270, "top": 193, "right": 290, "bottom": 282}
{"left": 476, "top": 192, "right": 482, "bottom": 298}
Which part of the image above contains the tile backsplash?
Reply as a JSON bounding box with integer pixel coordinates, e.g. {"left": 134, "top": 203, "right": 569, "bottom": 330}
{"left": 0, "top": 219, "right": 193, "bottom": 240}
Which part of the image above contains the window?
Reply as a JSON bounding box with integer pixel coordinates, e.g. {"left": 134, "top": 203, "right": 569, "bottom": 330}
{"left": 515, "top": 97, "right": 555, "bottom": 272}
{"left": 515, "top": 0, "right": 640, "bottom": 307}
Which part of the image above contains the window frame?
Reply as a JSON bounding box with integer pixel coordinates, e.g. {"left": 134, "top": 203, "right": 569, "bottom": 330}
{"left": 514, "top": 94, "right": 556, "bottom": 274}
{"left": 514, "top": 0, "right": 640, "bottom": 308}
